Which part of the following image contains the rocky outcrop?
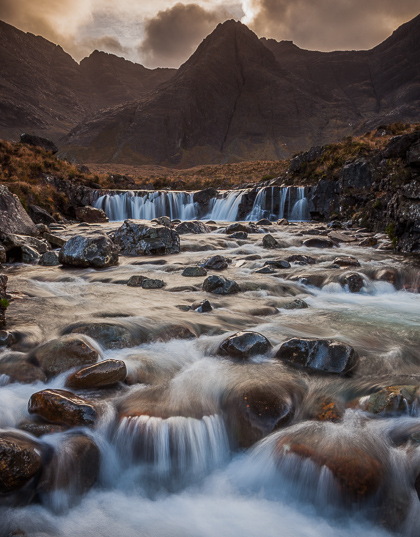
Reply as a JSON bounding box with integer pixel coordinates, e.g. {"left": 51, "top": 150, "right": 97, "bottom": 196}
{"left": 59, "top": 234, "right": 118, "bottom": 268}
{"left": 0, "top": 186, "right": 38, "bottom": 237}
{"left": 114, "top": 221, "right": 180, "bottom": 256}
{"left": 20, "top": 133, "right": 58, "bottom": 153}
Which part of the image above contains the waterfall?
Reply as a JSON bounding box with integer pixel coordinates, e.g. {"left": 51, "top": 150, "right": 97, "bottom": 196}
{"left": 93, "top": 187, "right": 309, "bottom": 222}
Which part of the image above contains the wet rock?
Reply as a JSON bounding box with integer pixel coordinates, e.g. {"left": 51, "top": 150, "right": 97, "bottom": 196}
{"left": 2, "top": 234, "right": 48, "bottom": 257}
{"left": 175, "top": 221, "right": 211, "bottom": 234}
{"left": 375, "top": 268, "right": 398, "bottom": 286}
{"left": 114, "top": 220, "right": 180, "bottom": 256}
{"left": 30, "top": 334, "right": 100, "bottom": 377}
{"left": 38, "top": 434, "right": 100, "bottom": 497}
{"left": 328, "top": 231, "right": 356, "bottom": 243}
{"left": 286, "top": 254, "right": 316, "bottom": 265}
{"left": 0, "top": 185, "right": 38, "bottom": 236}
{"left": 0, "top": 330, "right": 16, "bottom": 347}
{"left": 225, "top": 223, "right": 249, "bottom": 234}
{"left": 277, "top": 218, "right": 289, "bottom": 225}
{"left": 18, "top": 422, "right": 68, "bottom": 437}
{"left": 182, "top": 266, "right": 207, "bottom": 277}
{"left": 152, "top": 323, "right": 197, "bottom": 342}
{"left": 228, "top": 231, "right": 248, "bottom": 240}
{"left": 198, "top": 255, "right": 229, "bottom": 271}
{"left": 311, "top": 396, "right": 345, "bottom": 422}
{"left": 40, "top": 251, "right": 60, "bottom": 266}
{"left": 328, "top": 220, "right": 342, "bottom": 229}
{"left": 262, "top": 234, "right": 279, "bottom": 249}
{"left": 203, "top": 275, "right": 240, "bottom": 295}
{"left": 257, "top": 219, "right": 272, "bottom": 225}
{"left": 28, "top": 389, "right": 98, "bottom": 427}
{"left": 0, "top": 245, "right": 6, "bottom": 264}
{"left": 63, "top": 321, "right": 145, "bottom": 350}
{"left": 0, "top": 273, "right": 8, "bottom": 328}
{"left": 20, "top": 133, "right": 58, "bottom": 153}
{"left": 283, "top": 298, "right": 309, "bottom": 310}
{"left": 333, "top": 256, "right": 360, "bottom": 267}
{"left": 191, "top": 299, "right": 212, "bottom": 313}
{"left": 75, "top": 206, "right": 109, "bottom": 223}
{"left": 276, "top": 338, "right": 357, "bottom": 375}
{"left": 141, "top": 277, "right": 165, "bottom": 289}
{"left": 340, "top": 272, "right": 365, "bottom": 293}
{"left": 193, "top": 188, "right": 218, "bottom": 204}
{"left": 21, "top": 245, "right": 41, "bottom": 264}
{"left": 59, "top": 234, "right": 118, "bottom": 268}
{"left": 28, "top": 205, "right": 56, "bottom": 226}
{"left": 41, "top": 232, "right": 66, "bottom": 248}
{"left": 303, "top": 237, "right": 335, "bottom": 248}
{"left": 65, "top": 359, "right": 127, "bottom": 389}
{"left": 248, "top": 306, "right": 278, "bottom": 316}
{"left": 255, "top": 266, "right": 274, "bottom": 274}
{"left": 0, "top": 352, "right": 47, "bottom": 384}
{"left": 366, "top": 386, "right": 419, "bottom": 414}
{"left": 219, "top": 331, "right": 272, "bottom": 359}
{"left": 359, "top": 237, "right": 378, "bottom": 247}
{"left": 264, "top": 259, "right": 291, "bottom": 269}
{"left": 0, "top": 432, "right": 43, "bottom": 494}
{"left": 152, "top": 216, "right": 172, "bottom": 227}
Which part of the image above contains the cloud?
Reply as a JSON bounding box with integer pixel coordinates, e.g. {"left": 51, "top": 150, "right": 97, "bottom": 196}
{"left": 242, "top": 0, "right": 420, "bottom": 51}
{"left": 138, "top": 3, "right": 229, "bottom": 68}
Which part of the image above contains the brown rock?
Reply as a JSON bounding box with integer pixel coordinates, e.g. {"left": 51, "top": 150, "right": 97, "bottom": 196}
{"left": 303, "top": 237, "right": 335, "bottom": 248}
{"left": 0, "top": 273, "right": 8, "bottom": 328}
{"left": 0, "top": 353, "right": 47, "bottom": 384}
{"left": 328, "top": 231, "right": 356, "bottom": 243}
{"left": 65, "top": 359, "right": 127, "bottom": 389}
{"left": 333, "top": 256, "right": 360, "bottom": 267}
{"left": 18, "top": 422, "right": 69, "bottom": 437}
{"left": 75, "top": 206, "right": 109, "bottom": 223}
{"left": 28, "top": 389, "right": 98, "bottom": 427}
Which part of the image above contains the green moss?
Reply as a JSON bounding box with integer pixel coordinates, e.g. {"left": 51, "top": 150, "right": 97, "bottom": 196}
{"left": 0, "top": 298, "right": 9, "bottom": 309}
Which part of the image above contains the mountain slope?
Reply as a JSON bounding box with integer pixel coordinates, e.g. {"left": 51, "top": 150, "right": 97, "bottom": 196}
{"left": 61, "top": 16, "right": 420, "bottom": 166}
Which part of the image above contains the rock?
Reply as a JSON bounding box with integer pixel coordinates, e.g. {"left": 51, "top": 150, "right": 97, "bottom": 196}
{"left": 114, "top": 220, "right": 180, "bottom": 256}
{"left": 277, "top": 218, "right": 289, "bottom": 225}
{"left": 0, "top": 352, "right": 47, "bottom": 384}
{"left": 0, "top": 273, "right": 8, "bottom": 328}
{"left": 262, "top": 234, "right": 279, "bottom": 249}
{"left": 225, "top": 223, "right": 249, "bottom": 234}
{"left": 20, "top": 133, "right": 58, "bottom": 153}
{"left": 38, "top": 434, "right": 100, "bottom": 497}
{"left": 254, "top": 266, "right": 275, "bottom": 274}
{"left": 182, "top": 266, "right": 207, "bottom": 277}
{"left": 248, "top": 306, "right": 278, "bottom": 316}
{"left": 141, "top": 277, "right": 165, "bottom": 289}
{"left": 203, "top": 275, "right": 240, "bottom": 295}
{"left": 276, "top": 338, "right": 357, "bottom": 375}
{"left": 28, "top": 205, "right": 56, "bottom": 226}
{"left": 151, "top": 216, "right": 172, "bottom": 227}
{"left": 152, "top": 323, "right": 197, "bottom": 342}
{"left": 0, "top": 432, "right": 43, "bottom": 494}
{"left": 21, "top": 245, "right": 40, "bottom": 264}
{"left": 338, "top": 158, "right": 373, "bottom": 190}
{"left": 59, "top": 234, "right": 118, "bottom": 268}
{"left": 191, "top": 299, "right": 212, "bottom": 313}
{"left": 0, "top": 330, "right": 16, "bottom": 346}
{"left": 40, "top": 251, "right": 60, "bottom": 266}
{"left": 62, "top": 321, "right": 145, "bottom": 350}
{"left": 198, "top": 255, "right": 229, "bottom": 271}
{"left": 218, "top": 331, "right": 272, "bottom": 358}
{"left": 228, "top": 231, "right": 248, "bottom": 240}
{"left": 359, "top": 236, "right": 378, "bottom": 247}
{"left": 19, "top": 422, "right": 68, "bottom": 437}
{"left": 257, "top": 218, "right": 272, "bottom": 225}
{"left": 303, "top": 237, "right": 335, "bottom": 248}
{"left": 75, "top": 206, "right": 109, "bottom": 223}
{"left": 193, "top": 187, "right": 218, "bottom": 204}
{"left": 175, "top": 221, "right": 211, "bottom": 234}
{"left": 382, "top": 132, "right": 420, "bottom": 159}
{"left": 328, "top": 231, "right": 356, "bottom": 243}
{"left": 311, "top": 396, "right": 345, "bottom": 422}
{"left": 333, "top": 256, "right": 360, "bottom": 267}
{"left": 65, "top": 359, "right": 127, "bottom": 389}
{"left": 340, "top": 272, "right": 365, "bottom": 293}
{"left": 28, "top": 389, "right": 98, "bottom": 427}
{"left": 30, "top": 334, "right": 100, "bottom": 377}
{"left": 264, "top": 259, "right": 291, "bottom": 269}
{"left": 407, "top": 141, "right": 420, "bottom": 169}
{"left": 286, "top": 254, "right": 316, "bottom": 265}
{"left": 328, "top": 220, "right": 342, "bottom": 229}
{"left": 0, "top": 245, "right": 6, "bottom": 264}
{"left": 42, "top": 232, "right": 66, "bottom": 248}
{"left": 283, "top": 298, "right": 309, "bottom": 310}
{"left": 127, "top": 275, "right": 146, "bottom": 287}
{"left": 366, "top": 386, "right": 419, "bottom": 414}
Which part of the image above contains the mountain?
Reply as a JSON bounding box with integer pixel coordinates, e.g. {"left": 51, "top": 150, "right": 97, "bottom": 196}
{"left": 0, "top": 20, "right": 175, "bottom": 141}
{"left": 61, "top": 15, "right": 420, "bottom": 166}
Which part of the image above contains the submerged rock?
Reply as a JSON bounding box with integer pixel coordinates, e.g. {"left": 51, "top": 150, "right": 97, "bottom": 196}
{"left": 59, "top": 234, "right": 118, "bottom": 268}
{"left": 114, "top": 220, "right": 180, "bottom": 256}
{"left": 198, "top": 255, "right": 229, "bottom": 271}
{"left": 365, "top": 385, "right": 419, "bottom": 415}
{"left": 63, "top": 321, "right": 145, "bottom": 350}
{"left": 0, "top": 352, "right": 47, "bottom": 384}
{"left": 276, "top": 338, "right": 357, "bottom": 375}
{"left": 286, "top": 254, "right": 316, "bottom": 265}
{"left": 203, "top": 275, "right": 240, "bottom": 295}
{"left": 28, "top": 389, "right": 98, "bottom": 427}
{"left": 303, "top": 237, "right": 335, "bottom": 248}
{"left": 65, "top": 359, "right": 127, "bottom": 389}
{"left": 218, "top": 331, "right": 272, "bottom": 359}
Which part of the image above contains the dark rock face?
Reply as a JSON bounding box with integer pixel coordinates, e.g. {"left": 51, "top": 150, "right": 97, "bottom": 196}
{"left": 75, "top": 206, "right": 109, "bottom": 223}
{"left": 114, "top": 221, "right": 180, "bottom": 256}
{"left": 30, "top": 334, "right": 100, "bottom": 377}
{"left": 276, "top": 338, "right": 357, "bottom": 375}
{"left": 59, "top": 234, "right": 118, "bottom": 268}
{"left": 175, "top": 221, "right": 211, "bottom": 234}
{"left": 0, "top": 273, "right": 7, "bottom": 328}
{"left": 303, "top": 237, "right": 335, "bottom": 248}
{"left": 339, "top": 159, "right": 373, "bottom": 190}
{"left": 0, "top": 186, "right": 38, "bottom": 237}
{"left": 182, "top": 266, "right": 207, "bottom": 277}
{"left": 28, "top": 389, "right": 98, "bottom": 427}
{"left": 198, "top": 255, "right": 229, "bottom": 271}
{"left": 333, "top": 256, "right": 360, "bottom": 267}
{"left": 28, "top": 205, "right": 56, "bottom": 225}
{"left": 203, "top": 275, "right": 240, "bottom": 295}
{"left": 193, "top": 188, "right": 218, "bottom": 204}
{"left": 20, "top": 133, "right": 58, "bottom": 153}
{"left": 0, "top": 432, "right": 43, "bottom": 494}
{"left": 65, "top": 359, "right": 127, "bottom": 389}
{"left": 218, "top": 331, "right": 272, "bottom": 358}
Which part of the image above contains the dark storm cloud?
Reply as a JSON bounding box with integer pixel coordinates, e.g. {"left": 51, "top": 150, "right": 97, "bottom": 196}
{"left": 244, "top": 0, "right": 420, "bottom": 50}
{"left": 139, "top": 3, "right": 229, "bottom": 68}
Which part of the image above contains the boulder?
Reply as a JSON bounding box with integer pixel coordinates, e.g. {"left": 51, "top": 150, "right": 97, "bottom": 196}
{"left": 286, "top": 254, "right": 316, "bottom": 265}
{"left": 255, "top": 266, "right": 274, "bottom": 274}
{"left": 0, "top": 187, "right": 38, "bottom": 237}
{"left": 0, "top": 432, "right": 43, "bottom": 494}
{"left": 42, "top": 232, "right": 66, "bottom": 248}
{"left": 382, "top": 132, "right": 420, "bottom": 159}
{"left": 283, "top": 298, "right": 309, "bottom": 310}
{"left": 203, "top": 275, "right": 240, "bottom": 295}
{"left": 0, "top": 352, "right": 47, "bottom": 384}
{"left": 75, "top": 206, "right": 109, "bottom": 223}
{"left": 328, "top": 231, "right": 356, "bottom": 243}
{"left": 20, "top": 133, "right": 58, "bottom": 153}
{"left": 225, "top": 223, "right": 249, "bottom": 234}
{"left": 65, "top": 359, "right": 127, "bottom": 389}
{"left": 151, "top": 216, "right": 172, "bottom": 227}
{"left": 340, "top": 272, "right": 365, "bottom": 293}
{"left": 333, "top": 256, "right": 360, "bottom": 267}
{"left": 62, "top": 321, "right": 146, "bottom": 350}
{"left": 59, "top": 234, "right": 118, "bottom": 268}
{"left": 28, "top": 389, "right": 98, "bottom": 427}
{"left": 40, "top": 251, "right": 60, "bottom": 266}
{"left": 114, "top": 220, "right": 180, "bottom": 256}
{"left": 264, "top": 259, "right": 291, "bottom": 269}
{"left": 338, "top": 158, "right": 373, "bottom": 190}
{"left": 257, "top": 218, "right": 272, "bottom": 225}
{"left": 365, "top": 386, "right": 419, "bottom": 415}
{"left": 28, "top": 205, "right": 56, "bottom": 225}
{"left": 21, "top": 245, "right": 40, "bottom": 264}
{"left": 262, "top": 234, "right": 279, "bottom": 249}
{"left": 218, "top": 331, "right": 272, "bottom": 358}
{"left": 175, "top": 221, "right": 211, "bottom": 234}
{"left": 276, "top": 338, "right": 357, "bottom": 375}
{"left": 198, "top": 255, "right": 229, "bottom": 271}
{"left": 277, "top": 218, "right": 289, "bottom": 225}
{"left": 303, "top": 237, "right": 335, "bottom": 248}
{"left": 30, "top": 334, "right": 100, "bottom": 377}
{"left": 228, "top": 231, "right": 248, "bottom": 240}
{"left": 127, "top": 276, "right": 165, "bottom": 289}
{"left": 191, "top": 299, "right": 212, "bottom": 313}
{"left": 182, "top": 266, "right": 207, "bottom": 277}
{"left": 19, "top": 422, "right": 68, "bottom": 437}
{"left": 193, "top": 187, "right": 218, "bottom": 204}
{"left": 359, "top": 236, "right": 378, "bottom": 247}
{"left": 0, "top": 273, "right": 8, "bottom": 328}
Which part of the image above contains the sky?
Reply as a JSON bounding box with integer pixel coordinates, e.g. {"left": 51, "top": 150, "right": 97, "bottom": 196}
{"left": 0, "top": 0, "right": 419, "bottom": 68}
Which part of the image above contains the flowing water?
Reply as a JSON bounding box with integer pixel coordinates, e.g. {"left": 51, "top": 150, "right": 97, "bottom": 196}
{"left": 0, "top": 220, "right": 419, "bottom": 536}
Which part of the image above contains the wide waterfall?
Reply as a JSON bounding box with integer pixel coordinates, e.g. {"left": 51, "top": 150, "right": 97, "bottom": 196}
{"left": 93, "top": 186, "right": 310, "bottom": 222}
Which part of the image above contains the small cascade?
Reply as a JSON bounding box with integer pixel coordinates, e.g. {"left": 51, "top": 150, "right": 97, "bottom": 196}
{"left": 246, "top": 186, "right": 309, "bottom": 221}
{"left": 205, "top": 191, "right": 244, "bottom": 221}
{"left": 289, "top": 187, "right": 309, "bottom": 221}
